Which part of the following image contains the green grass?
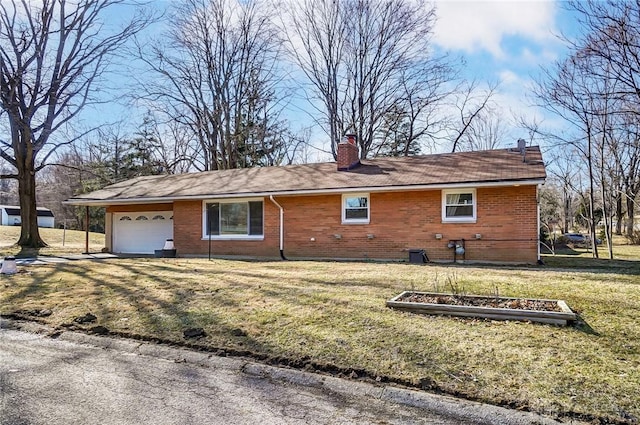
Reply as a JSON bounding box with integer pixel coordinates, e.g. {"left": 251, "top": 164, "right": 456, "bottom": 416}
{"left": 2, "top": 229, "right": 640, "bottom": 423}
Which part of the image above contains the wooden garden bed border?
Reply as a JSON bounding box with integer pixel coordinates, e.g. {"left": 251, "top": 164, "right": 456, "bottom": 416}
{"left": 386, "top": 291, "right": 577, "bottom": 326}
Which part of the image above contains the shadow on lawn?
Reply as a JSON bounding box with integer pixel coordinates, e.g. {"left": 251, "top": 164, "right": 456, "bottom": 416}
{"left": 573, "top": 315, "right": 600, "bottom": 336}
{"left": 2, "top": 258, "right": 400, "bottom": 387}
{"left": 2, "top": 259, "right": 274, "bottom": 358}
{"left": 450, "top": 249, "right": 640, "bottom": 276}
{"left": 540, "top": 254, "right": 640, "bottom": 276}
{"left": 4, "top": 246, "right": 75, "bottom": 259}
{"left": 8, "top": 245, "right": 41, "bottom": 258}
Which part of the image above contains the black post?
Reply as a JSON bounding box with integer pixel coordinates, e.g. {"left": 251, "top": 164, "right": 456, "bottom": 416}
{"left": 84, "top": 206, "right": 89, "bottom": 254}
{"left": 208, "top": 204, "right": 212, "bottom": 261}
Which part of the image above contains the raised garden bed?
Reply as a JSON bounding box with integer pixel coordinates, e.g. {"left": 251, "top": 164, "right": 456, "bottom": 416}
{"left": 387, "top": 291, "right": 577, "bottom": 326}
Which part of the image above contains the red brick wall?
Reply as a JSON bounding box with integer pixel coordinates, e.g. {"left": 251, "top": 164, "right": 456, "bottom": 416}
{"left": 337, "top": 142, "right": 360, "bottom": 170}
{"left": 277, "top": 186, "right": 537, "bottom": 263}
{"left": 167, "top": 186, "right": 539, "bottom": 263}
{"left": 172, "top": 200, "right": 280, "bottom": 257}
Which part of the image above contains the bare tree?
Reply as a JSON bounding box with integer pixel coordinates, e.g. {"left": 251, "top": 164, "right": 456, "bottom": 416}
{"left": 569, "top": 1, "right": 640, "bottom": 116}
{"left": 0, "top": 162, "right": 17, "bottom": 205}
{"left": 456, "top": 105, "right": 509, "bottom": 152}
{"left": 149, "top": 116, "right": 201, "bottom": 174}
{"left": 538, "top": 183, "right": 562, "bottom": 252}
{"left": 592, "top": 74, "right": 617, "bottom": 259}
{"left": 614, "top": 116, "right": 640, "bottom": 237}
{"left": 371, "top": 62, "right": 454, "bottom": 157}
{"left": 0, "top": 0, "right": 152, "bottom": 247}
{"left": 544, "top": 149, "right": 581, "bottom": 234}
{"left": 136, "top": 0, "right": 288, "bottom": 171}
{"left": 532, "top": 52, "right": 602, "bottom": 257}
{"left": 37, "top": 151, "right": 85, "bottom": 229}
{"left": 286, "top": 0, "right": 347, "bottom": 159}
{"left": 449, "top": 81, "right": 497, "bottom": 153}
{"left": 565, "top": 1, "right": 640, "bottom": 239}
{"left": 286, "top": 0, "right": 452, "bottom": 159}
{"left": 537, "top": 1, "right": 640, "bottom": 247}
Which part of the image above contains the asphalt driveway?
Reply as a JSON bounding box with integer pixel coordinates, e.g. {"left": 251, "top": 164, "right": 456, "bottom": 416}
{"left": 0, "top": 320, "right": 565, "bottom": 425}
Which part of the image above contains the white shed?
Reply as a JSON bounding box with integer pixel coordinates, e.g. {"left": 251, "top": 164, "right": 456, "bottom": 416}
{"left": 0, "top": 205, "right": 55, "bottom": 228}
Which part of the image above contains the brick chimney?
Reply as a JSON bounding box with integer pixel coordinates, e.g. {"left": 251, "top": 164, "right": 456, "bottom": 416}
{"left": 337, "top": 134, "right": 360, "bottom": 171}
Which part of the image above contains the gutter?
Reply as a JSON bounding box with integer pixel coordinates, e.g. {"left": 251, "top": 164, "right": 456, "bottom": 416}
{"left": 64, "top": 179, "right": 547, "bottom": 206}
{"left": 269, "top": 195, "right": 286, "bottom": 260}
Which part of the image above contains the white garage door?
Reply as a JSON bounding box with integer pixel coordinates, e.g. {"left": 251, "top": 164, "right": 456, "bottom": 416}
{"left": 113, "top": 212, "right": 173, "bottom": 254}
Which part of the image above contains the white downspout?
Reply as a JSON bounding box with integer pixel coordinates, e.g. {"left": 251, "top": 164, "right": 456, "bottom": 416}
{"left": 537, "top": 184, "right": 542, "bottom": 264}
{"left": 269, "top": 195, "right": 286, "bottom": 260}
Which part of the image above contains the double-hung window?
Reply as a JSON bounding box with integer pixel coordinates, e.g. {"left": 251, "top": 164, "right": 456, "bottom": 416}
{"left": 442, "top": 189, "right": 476, "bottom": 223}
{"left": 342, "top": 193, "right": 370, "bottom": 224}
{"left": 203, "top": 199, "right": 263, "bottom": 239}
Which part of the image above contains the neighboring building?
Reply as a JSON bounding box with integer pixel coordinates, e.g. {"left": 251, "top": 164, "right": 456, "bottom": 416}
{"left": 0, "top": 205, "right": 55, "bottom": 228}
{"left": 66, "top": 141, "right": 546, "bottom": 264}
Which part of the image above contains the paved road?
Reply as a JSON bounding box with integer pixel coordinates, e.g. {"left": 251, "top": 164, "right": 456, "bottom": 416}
{"left": 0, "top": 323, "right": 565, "bottom": 425}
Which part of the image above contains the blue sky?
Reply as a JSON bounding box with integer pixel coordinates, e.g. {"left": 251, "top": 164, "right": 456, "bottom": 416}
{"left": 430, "top": 0, "right": 579, "bottom": 145}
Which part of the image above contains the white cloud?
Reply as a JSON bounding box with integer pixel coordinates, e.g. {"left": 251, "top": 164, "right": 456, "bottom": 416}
{"left": 518, "top": 46, "right": 559, "bottom": 67}
{"left": 432, "top": 0, "right": 557, "bottom": 59}
{"left": 498, "top": 69, "right": 521, "bottom": 85}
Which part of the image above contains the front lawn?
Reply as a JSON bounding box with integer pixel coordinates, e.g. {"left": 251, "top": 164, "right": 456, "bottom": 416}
{"left": 0, "top": 225, "right": 105, "bottom": 257}
{"left": 1, "top": 256, "right": 639, "bottom": 423}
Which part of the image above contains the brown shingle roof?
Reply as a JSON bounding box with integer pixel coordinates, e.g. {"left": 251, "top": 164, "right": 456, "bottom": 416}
{"left": 67, "top": 147, "right": 546, "bottom": 205}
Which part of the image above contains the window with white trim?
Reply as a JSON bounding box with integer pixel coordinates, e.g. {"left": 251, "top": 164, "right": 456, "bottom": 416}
{"left": 203, "top": 199, "right": 263, "bottom": 238}
{"left": 342, "top": 193, "right": 370, "bottom": 224}
{"left": 442, "top": 189, "right": 476, "bottom": 222}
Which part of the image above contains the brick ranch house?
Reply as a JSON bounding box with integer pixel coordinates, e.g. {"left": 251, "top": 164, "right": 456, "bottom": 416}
{"left": 66, "top": 141, "right": 546, "bottom": 264}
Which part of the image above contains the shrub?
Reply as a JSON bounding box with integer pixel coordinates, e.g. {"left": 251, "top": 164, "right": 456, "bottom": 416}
{"left": 626, "top": 230, "right": 640, "bottom": 245}
{"left": 539, "top": 227, "right": 550, "bottom": 244}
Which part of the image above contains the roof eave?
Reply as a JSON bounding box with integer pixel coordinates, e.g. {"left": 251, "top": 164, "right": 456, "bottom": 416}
{"left": 64, "top": 178, "right": 546, "bottom": 206}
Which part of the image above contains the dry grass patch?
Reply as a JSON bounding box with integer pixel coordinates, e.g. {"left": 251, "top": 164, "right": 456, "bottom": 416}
{"left": 544, "top": 234, "right": 640, "bottom": 265}
{"left": 0, "top": 225, "right": 105, "bottom": 257}
{"left": 2, "top": 257, "right": 639, "bottom": 423}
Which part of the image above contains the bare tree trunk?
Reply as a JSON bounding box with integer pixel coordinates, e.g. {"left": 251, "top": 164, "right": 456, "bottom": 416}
{"left": 615, "top": 193, "right": 623, "bottom": 235}
{"left": 598, "top": 138, "right": 613, "bottom": 259}
{"left": 626, "top": 195, "right": 635, "bottom": 236}
{"left": 563, "top": 189, "right": 571, "bottom": 233}
{"left": 586, "top": 132, "right": 599, "bottom": 258}
{"left": 17, "top": 169, "right": 45, "bottom": 247}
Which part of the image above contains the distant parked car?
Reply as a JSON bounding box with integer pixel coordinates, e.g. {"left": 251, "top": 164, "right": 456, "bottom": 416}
{"left": 562, "top": 233, "right": 602, "bottom": 246}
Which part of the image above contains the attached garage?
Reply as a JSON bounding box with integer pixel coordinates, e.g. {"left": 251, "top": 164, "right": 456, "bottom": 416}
{"left": 112, "top": 211, "right": 173, "bottom": 254}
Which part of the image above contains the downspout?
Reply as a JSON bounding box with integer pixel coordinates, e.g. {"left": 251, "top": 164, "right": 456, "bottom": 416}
{"left": 269, "top": 195, "right": 287, "bottom": 260}
{"left": 537, "top": 184, "right": 543, "bottom": 265}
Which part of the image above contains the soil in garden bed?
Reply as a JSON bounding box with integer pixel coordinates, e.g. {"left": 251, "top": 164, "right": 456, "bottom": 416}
{"left": 397, "top": 293, "right": 563, "bottom": 312}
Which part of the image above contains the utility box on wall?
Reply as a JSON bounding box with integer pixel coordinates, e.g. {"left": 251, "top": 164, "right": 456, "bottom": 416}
{"left": 408, "top": 249, "right": 428, "bottom": 264}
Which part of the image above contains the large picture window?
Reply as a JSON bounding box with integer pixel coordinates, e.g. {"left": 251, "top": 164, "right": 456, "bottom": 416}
{"left": 204, "top": 199, "right": 263, "bottom": 238}
{"left": 342, "top": 193, "right": 370, "bottom": 224}
{"left": 442, "top": 189, "right": 476, "bottom": 223}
